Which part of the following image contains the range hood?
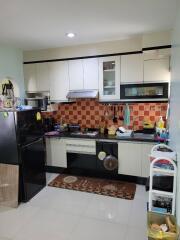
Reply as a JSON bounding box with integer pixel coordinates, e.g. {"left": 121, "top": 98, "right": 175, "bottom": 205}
{"left": 66, "top": 90, "right": 98, "bottom": 99}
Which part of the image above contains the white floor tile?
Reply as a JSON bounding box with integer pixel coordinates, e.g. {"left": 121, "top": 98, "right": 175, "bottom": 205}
{"left": 46, "top": 173, "right": 59, "bottom": 184}
{"left": 128, "top": 197, "right": 147, "bottom": 228}
{"left": 125, "top": 226, "right": 147, "bottom": 240}
{"left": 0, "top": 205, "right": 39, "bottom": 239}
{"left": 13, "top": 208, "right": 80, "bottom": 240}
{"left": 28, "top": 186, "right": 93, "bottom": 216}
{"left": 0, "top": 174, "right": 147, "bottom": 240}
{"left": 84, "top": 194, "right": 132, "bottom": 224}
{"left": 0, "top": 237, "right": 12, "bottom": 240}
{"left": 135, "top": 184, "right": 148, "bottom": 200}
{"left": 70, "top": 217, "right": 127, "bottom": 240}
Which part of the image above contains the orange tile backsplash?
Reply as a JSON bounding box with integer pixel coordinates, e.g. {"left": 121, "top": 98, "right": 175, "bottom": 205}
{"left": 42, "top": 99, "right": 168, "bottom": 130}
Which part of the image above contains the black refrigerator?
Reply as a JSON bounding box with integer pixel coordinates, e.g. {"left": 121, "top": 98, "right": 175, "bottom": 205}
{"left": 0, "top": 109, "right": 46, "bottom": 202}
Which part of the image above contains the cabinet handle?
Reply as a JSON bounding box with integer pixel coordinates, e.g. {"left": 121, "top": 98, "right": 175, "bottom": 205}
{"left": 66, "top": 144, "right": 94, "bottom": 148}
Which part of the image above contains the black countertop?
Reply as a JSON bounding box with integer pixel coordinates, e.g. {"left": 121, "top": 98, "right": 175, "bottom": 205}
{"left": 45, "top": 131, "right": 160, "bottom": 143}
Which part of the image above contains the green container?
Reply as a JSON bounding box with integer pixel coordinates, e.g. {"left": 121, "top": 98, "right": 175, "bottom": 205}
{"left": 148, "top": 212, "right": 179, "bottom": 240}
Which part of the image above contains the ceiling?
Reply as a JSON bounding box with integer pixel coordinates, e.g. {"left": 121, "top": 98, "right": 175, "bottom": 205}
{"left": 0, "top": 0, "right": 177, "bottom": 50}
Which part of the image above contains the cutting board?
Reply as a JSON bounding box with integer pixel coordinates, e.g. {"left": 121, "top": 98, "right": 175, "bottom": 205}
{"left": 0, "top": 163, "right": 19, "bottom": 208}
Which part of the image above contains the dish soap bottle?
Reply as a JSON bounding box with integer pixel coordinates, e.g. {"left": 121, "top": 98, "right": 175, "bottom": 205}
{"left": 157, "top": 116, "right": 164, "bottom": 129}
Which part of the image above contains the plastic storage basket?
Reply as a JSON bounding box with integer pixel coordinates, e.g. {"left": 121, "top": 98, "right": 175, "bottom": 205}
{"left": 148, "top": 212, "right": 179, "bottom": 240}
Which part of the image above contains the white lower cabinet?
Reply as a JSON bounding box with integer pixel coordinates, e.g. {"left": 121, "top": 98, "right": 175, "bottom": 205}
{"left": 46, "top": 138, "right": 67, "bottom": 168}
{"left": 141, "top": 143, "right": 155, "bottom": 178}
{"left": 118, "top": 141, "right": 155, "bottom": 177}
{"left": 118, "top": 142, "right": 142, "bottom": 177}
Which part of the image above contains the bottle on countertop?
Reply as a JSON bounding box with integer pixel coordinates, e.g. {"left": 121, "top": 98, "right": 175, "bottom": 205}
{"left": 157, "top": 116, "right": 165, "bottom": 129}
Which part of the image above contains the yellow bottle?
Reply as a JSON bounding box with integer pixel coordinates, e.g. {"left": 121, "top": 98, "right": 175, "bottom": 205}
{"left": 157, "top": 116, "right": 164, "bottom": 129}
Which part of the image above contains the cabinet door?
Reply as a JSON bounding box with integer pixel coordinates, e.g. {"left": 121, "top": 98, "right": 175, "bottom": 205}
{"left": 23, "top": 64, "right": 37, "bottom": 92}
{"left": 99, "top": 56, "right": 120, "bottom": 100}
{"left": 118, "top": 142, "right": 141, "bottom": 176}
{"left": 46, "top": 138, "right": 67, "bottom": 168}
{"left": 49, "top": 61, "right": 69, "bottom": 101}
{"left": 121, "top": 54, "right": 143, "bottom": 83}
{"left": 144, "top": 58, "right": 170, "bottom": 83}
{"left": 83, "top": 58, "right": 99, "bottom": 90}
{"left": 36, "top": 63, "right": 50, "bottom": 91}
{"left": 69, "top": 60, "right": 84, "bottom": 90}
{"left": 141, "top": 143, "right": 155, "bottom": 178}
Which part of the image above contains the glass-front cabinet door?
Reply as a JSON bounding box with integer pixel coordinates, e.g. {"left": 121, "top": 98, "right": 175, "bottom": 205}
{"left": 99, "top": 56, "right": 120, "bottom": 100}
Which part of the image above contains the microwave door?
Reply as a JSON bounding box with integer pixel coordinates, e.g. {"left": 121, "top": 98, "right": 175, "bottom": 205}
{"left": 26, "top": 100, "right": 39, "bottom": 108}
{"left": 120, "top": 83, "right": 169, "bottom": 100}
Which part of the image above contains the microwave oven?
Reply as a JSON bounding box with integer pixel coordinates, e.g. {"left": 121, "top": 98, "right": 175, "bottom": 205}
{"left": 24, "top": 97, "right": 48, "bottom": 111}
{"left": 120, "top": 82, "right": 169, "bottom": 100}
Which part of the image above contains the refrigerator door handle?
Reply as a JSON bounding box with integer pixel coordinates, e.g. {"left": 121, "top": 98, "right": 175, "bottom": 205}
{"left": 21, "top": 137, "right": 44, "bottom": 148}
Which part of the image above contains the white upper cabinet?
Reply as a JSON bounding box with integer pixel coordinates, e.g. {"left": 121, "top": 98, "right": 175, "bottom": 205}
{"left": 144, "top": 58, "right": 170, "bottom": 83}
{"left": 49, "top": 61, "right": 69, "bottom": 101}
{"left": 99, "top": 56, "right": 120, "bottom": 100}
{"left": 83, "top": 58, "right": 99, "bottom": 90}
{"left": 69, "top": 60, "right": 84, "bottom": 90}
{"left": 24, "top": 64, "right": 37, "bottom": 92}
{"left": 24, "top": 63, "right": 50, "bottom": 92}
{"left": 69, "top": 58, "right": 99, "bottom": 91}
{"left": 36, "top": 63, "right": 50, "bottom": 91}
{"left": 121, "top": 54, "right": 143, "bottom": 84}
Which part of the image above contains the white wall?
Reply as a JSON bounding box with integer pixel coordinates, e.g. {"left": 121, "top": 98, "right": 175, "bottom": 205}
{"left": 142, "top": 31, "right": 172, "bottom": 48}
{"left": 23, "top": 31, "right": 171, "bottom": 62}
{"left": 0, "top": 46, "right": 24, "bottom": 98}
{"left": 169, "top": 0, "right": 180, "bottom": 224}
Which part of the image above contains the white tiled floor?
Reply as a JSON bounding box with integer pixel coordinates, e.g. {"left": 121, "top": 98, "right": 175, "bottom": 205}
{"left": 0, "top": 173, "right": 148, "bottom": 240}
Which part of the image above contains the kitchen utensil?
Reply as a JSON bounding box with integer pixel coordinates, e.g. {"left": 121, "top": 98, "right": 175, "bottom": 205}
{"left": 108, "top": 104, "right": 112, "bottom": 120}
{"left": 98, "top": 151, "right": 106, "bottom": 161}
{"left": 119, "top": 106, "right": 124, "bottom": 121}
{"left": 124, "top": 103, "right": 130, "bottom": 126}
{"left": 113, "top": 105, "right": 118, "bottom": 123}
{"left": 103, "top": 155, "right": 118, "bottom": 171}
{"left": 104, "top": 104, "right": 109, "bottom": 118}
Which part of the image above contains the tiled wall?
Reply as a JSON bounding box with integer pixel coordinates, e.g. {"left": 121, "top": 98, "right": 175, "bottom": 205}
{"left": 43, "top": 99, "right": 168, "bottom": 130}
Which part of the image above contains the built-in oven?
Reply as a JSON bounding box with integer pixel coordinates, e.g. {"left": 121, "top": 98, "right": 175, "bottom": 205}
{"left": 66, "top": 139, "right": 97, "bottom": 170}
{"left": 120, "top": 82, "right": 169, "bottom": 100}
{"left": 66, "top": 139, "right": 118, "bottom": 174}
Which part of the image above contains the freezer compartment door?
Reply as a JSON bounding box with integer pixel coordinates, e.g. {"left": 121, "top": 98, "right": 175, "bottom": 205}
{"left": 16, "top": 110, "right": 44, "bottom": 146}
{"left": 20, "top": 138, "right": 46, "bottom": 202}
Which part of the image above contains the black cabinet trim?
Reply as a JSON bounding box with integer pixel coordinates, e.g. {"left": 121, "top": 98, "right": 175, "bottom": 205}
{"left": 24, "top": 51, "right": 142, "bottom": 64}
{"left": 142, "top": 45, "right": 171, "bottom": 51}
{"left": 23, "top": 45, "right": 171, "bottom": 65}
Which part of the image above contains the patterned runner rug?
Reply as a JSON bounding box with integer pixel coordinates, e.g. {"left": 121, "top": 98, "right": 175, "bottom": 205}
{"left": 48, "top": 174, "right": 136, "bottom": 200}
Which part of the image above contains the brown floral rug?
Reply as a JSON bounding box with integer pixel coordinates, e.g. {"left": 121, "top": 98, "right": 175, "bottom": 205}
{"left": 48, "top": 174, "right": 136, "bottom": 200}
